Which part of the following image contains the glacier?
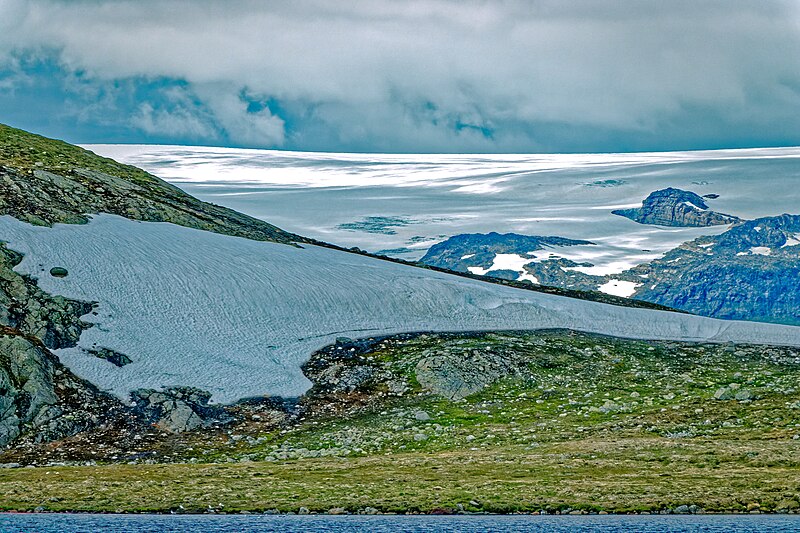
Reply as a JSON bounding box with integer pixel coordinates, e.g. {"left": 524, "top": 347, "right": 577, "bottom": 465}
{"left": 86, "top": 145, "right": 800, "bottom": 275}
{"left": 2, "top": 214, "right": 800, "bottom": 403}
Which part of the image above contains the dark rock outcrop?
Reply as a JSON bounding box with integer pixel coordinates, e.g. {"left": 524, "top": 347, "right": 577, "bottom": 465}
{"left": 131, "top": 387, "right": 232, "bottom": 433}
{"left": 613, "top": 188, "right": 741, "bottom": 227}
{"left": 0, "top": 243, "right": 93, "bottom": 350}
{"left": 87, "top": 347, "right": 132, "bottom": 367}
{"left": 421, "top": 232, "right": 594, "bottom": 274}
{"left": 0, "top": 329, "right": 126, "bottom": 447}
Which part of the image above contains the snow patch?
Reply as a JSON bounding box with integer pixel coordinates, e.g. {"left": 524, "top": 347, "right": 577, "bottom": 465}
{"left": 2, "top": 214, "right": 799, "bottom": 403}
{"left": 490, "top": 253, "right": 536, "bottom": 272}
{"left": 598, "top": 280, "right": 641, "bottom": 298}
{"left": 750, "top": 246, "right": 772, "bottom": 256}
{"left": 681, "top": 201, "right": 706, "bottom": 211}
{"left": 468, "top": 253, "right": 538, "bottom": 280}
{"left": 461, "top": 253, "right": 475, "bottom": 260}
{"left": 782, "top": 234, "right": 800, "bottom": 248}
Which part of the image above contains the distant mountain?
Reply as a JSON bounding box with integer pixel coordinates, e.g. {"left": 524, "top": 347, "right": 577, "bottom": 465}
{"left": 627, "top": 214, "right": 800, "bottom": 325}
{"left": 420, "top": 232, "right": 594, "bottom": 282}
{"left": 421, "top": 215, "right": 800, "bottom": 325}
{"left": 613, "top": 187, "right": 741, "bottom": 227}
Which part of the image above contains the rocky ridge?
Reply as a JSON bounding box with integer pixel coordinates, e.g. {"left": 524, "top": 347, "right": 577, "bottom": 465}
{"left": 625, "top": 214, "right": 800, "bottom": 324}
{"left": 420, "top": 214, "right": 800, "bottom": 324}
{"left": 0, "top": 124, "right": 304, "bottom": 245}
{"left": 612, "top": 187, "right": 741, "bottom": 227}
{"left": 421, "top": 232, "right": 594, "bottom": 279}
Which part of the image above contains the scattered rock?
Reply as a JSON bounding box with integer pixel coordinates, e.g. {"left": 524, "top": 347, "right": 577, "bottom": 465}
{"left": 87, "top": 347, "right": 132, "bottom": 367}
{"left": 48, "top": 267, "right": 68, "bottom": 278}
{"left": 131, "top": 386, "right": 229, "bottom": 433}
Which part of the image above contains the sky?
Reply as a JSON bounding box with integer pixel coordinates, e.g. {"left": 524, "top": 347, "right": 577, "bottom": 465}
{"left": 1, "top": 0, "right": 800, "bottom": 153}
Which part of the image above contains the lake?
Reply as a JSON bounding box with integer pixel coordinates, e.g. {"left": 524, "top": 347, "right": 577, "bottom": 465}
{"left": 2, "top": 514, "right": 800, "bottom": 532}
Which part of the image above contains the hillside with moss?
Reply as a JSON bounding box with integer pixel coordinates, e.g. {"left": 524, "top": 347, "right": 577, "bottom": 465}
{"left": 0, "top": 123, "right": 304, "bottom": 244}
{"left": 2, "top": 330, "right": 800, "bottom": 513}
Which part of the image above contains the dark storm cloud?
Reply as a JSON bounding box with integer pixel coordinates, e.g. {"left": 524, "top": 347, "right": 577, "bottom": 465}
{"left": 1, "top": 0, "right": 799, "bottom": 151}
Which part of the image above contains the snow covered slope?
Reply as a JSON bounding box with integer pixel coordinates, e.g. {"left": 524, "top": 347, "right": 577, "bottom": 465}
{"left": 2, "top": 215, "right": 800, "bottom": 403}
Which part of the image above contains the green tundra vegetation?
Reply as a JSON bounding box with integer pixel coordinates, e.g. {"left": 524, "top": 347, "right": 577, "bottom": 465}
{"left": 2, "top": 330, "right": 800, "bottom": 514}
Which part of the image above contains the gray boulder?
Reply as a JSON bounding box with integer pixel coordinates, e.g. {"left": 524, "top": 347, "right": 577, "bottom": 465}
{"left": 131, "top": 386, "right": 227, "bottom": 432}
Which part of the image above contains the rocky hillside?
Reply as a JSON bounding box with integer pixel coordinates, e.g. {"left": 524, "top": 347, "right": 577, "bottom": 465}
{"left": 420, "top": 232, "right": 594, "bottom": 280}
{"left": 626, "top": 214, "right": 800, "bottom": 324}
{"left": 418, "top": 215, "right": 800, "bottom": 324}
{"left": 0, "top": 124, "right": 304, "bottom": 244}
{"left": 613, "top": 188, "right": 741, "bottom": 227}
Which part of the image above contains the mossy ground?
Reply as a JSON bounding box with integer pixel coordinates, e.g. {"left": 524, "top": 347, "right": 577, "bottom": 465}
{"left": 0, "top": 123, "right": 159, "bottom": 186}
{"left": 2, "top": 438, "right": 800, "bottom": 514}
{"left": 2, "top": 331, "right": 799, "bottom": 513}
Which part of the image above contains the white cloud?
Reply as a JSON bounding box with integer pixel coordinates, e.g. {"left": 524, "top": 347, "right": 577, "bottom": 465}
{"left": 131, "top": 102, "right": 216, "bottom": 140}
{"left": 2, "top": 0, "right": 800, "bottom": 150}
{"left": 199, "top": 89, "right": 286, "bottom": 146}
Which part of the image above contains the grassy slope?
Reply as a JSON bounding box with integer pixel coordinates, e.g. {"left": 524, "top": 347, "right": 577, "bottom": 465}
{"left": 2, "top": 331, "right": 800, "bottom": 513}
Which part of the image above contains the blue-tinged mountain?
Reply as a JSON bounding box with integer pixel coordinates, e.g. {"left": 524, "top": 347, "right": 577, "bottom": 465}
{"left": 421, "top": 215, "right": 800, "bottom": 325}
{"left": 613, "top": 187, "right": 741, "bottom": 227}
{"left": 627, "top": 215, "right": 800, "bottom": 324}
{"left": 421, "top": 232, "right": 594, "bottom": 281}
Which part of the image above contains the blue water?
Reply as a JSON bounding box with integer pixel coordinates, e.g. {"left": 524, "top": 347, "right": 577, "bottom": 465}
{"left": 1, "top": 514, "right": 799, "bottom": 532}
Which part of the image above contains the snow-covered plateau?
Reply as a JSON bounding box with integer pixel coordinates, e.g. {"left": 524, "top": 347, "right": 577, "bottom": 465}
{"left": 2, "top": 214, "right": 800, "bottom": 403}
{"left": 87, "top": 145, "right": 800, "bottom": 276}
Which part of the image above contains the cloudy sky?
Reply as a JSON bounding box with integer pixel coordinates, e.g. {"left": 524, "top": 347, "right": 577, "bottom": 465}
{"left": 1, "top": 0, "right": 799, "bottom": 153}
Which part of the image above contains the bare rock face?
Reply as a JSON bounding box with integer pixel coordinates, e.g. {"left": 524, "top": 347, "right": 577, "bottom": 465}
{"left": 0, "top": 243, "right": 93, "bottom": 350}
{"left": 131, "top": 387, "right": 231, "bottom": 433}
{"left": 0, "top": 332, "right": 124, "bottom": 447}
{"left": 629, "top": 214, "right": 800, "bottom": 324}
{"left": 414, "top": 347, "right": 527, "bottom": 400}
{"left": 613, "top": 188, "right": 741, "bottom": 227}
{"left": 421, "top": 232, "right": 594, "bottom": 274}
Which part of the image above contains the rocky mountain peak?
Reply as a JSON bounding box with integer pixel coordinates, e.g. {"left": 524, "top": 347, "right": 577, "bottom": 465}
{"left": 613, "top": 187, "right": 741, "bottom": 227}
